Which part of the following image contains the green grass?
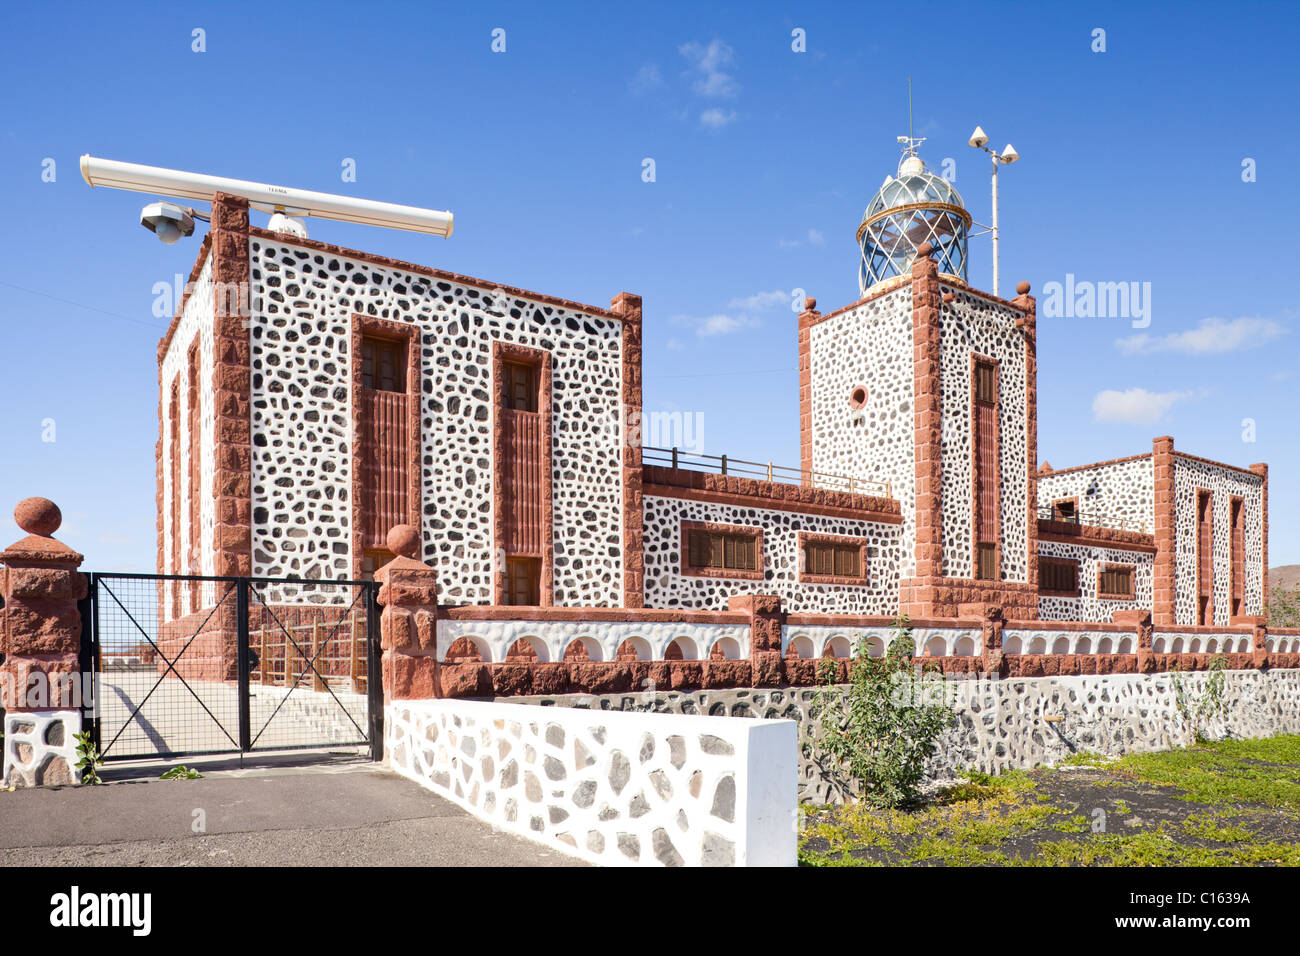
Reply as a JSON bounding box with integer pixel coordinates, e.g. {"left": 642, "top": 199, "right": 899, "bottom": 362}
{"left": 799, "top": 734, "right": 1300, "bottom": 867}
{"left": 1113, "top": 735, "right": 1300, "bottom": 809}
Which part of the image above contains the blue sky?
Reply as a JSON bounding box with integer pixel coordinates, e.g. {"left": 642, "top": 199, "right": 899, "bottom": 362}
{"left": 1, "top": 0, "right": 1297, "bottom": 570}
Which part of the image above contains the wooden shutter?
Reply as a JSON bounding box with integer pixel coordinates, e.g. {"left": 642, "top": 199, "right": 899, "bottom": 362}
{"left": 1230, "top": 497, "right": 1244, "bottom": 618}
{"left": 973, "top": 359, "right": 999, "bottom": 578}
{"left": 359, "top": 336, "right": 411, "bottom": 552}
{"left": 1196, "top": 490, "right": 1213, "bottom": 623}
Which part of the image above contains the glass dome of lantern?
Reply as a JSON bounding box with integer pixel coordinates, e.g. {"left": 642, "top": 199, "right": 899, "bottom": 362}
{"left": 857, "top": 142, "right": 970, "bottom": 295}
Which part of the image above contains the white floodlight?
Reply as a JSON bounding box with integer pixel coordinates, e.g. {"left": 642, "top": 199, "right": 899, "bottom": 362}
{"left": 965, "top": 128, "right": 1021, "bottom": 295}
{"left": 140, "top": 201, "right": 195, "bottom": 244}
{"left": 81, "top": 155, "right": 454, "bottom": 237}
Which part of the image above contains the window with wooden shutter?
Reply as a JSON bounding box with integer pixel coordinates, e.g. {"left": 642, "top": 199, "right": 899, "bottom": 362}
{"left": 682, "top": 524, "right": 763, "bottom": 578}
{"left": 1098, "top": 564, "right": 1135, "bottom": 600}
{"left": 359, "top": 334, "right": 411, "bottom": 552}
{"left": 972, "top": 357, "right": 999, "bottom": 580}
{"left": 1196, "top": 489, "right": 1213, "bottom": 624}
{"left": 1229, "top": 496, "right": 1244, "bottom": 618}
{"left": 361, "top": 337, "right": 406, "bottom": 392}
{"left": 798, "top": 534, "right": 871, "bottom": 585}
{"left": 505, "top": 556, "right": 541, "bottom": 606}
{"left": 503, "top": 361, "right": 538, "bottom": 412}
{"left": 1039, "top": 556, "right": 1080, "bottom": 596}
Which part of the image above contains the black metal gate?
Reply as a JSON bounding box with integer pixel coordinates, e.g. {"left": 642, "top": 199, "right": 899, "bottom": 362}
{"left": 81, "top": 573, "right": 381, "bottom": 762}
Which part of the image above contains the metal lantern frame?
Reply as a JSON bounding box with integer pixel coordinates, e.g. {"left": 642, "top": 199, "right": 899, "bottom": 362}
{"left": 856, "top": 167, "right": 971, "bottom": 294}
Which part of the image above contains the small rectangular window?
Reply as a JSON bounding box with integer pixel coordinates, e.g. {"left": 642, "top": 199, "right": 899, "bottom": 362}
{"left": 974, "top": 361, "right": 997, "bottom": 405}
{"left": 1052, "top": 499, "right": 1077, "bottom": 522}
{"left": 976, "top": 542, "right": 998, "bottom": 581}
{"left": 803, "top": 541, "right": 860, "bottom": 578}
{"left": 503, "top": 361, "right": 539, "bottom": 412}
{"left": 361, "top": 338, "right": 406, "bottom": 392}
{"left": 687, "top": 529, "right": 759, "bottom": 572}
{"left": 1099, "top": 565, "right": 1135, "bottom": 600}
{"left": 505, "top": 556, "right": 541, "bottom": 605}
{"left": 1039, "top": 556, "right": 1079, "bottom": 595}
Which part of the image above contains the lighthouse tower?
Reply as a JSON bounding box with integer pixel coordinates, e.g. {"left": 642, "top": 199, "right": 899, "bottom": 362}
{"left": 800, "top": 137, "right": 1039, "bottom": 619}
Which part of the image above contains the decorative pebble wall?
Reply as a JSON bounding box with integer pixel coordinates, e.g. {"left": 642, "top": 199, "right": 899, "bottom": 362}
{"left": 641, "top": 495, "right": 900, "bottom": 613}
{"left": 385, "top": 698, "right": 797, "bottom": 865}
{"left": 245, "top": 238, "right": 627, "bottom": 606}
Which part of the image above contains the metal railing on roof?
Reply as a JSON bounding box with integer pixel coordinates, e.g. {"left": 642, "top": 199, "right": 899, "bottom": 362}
{"left": 642, "top": 446, "right": 892, "bottom": 499}
{"left": 1037, "top": 506, "right": 1143, "bottom": 533}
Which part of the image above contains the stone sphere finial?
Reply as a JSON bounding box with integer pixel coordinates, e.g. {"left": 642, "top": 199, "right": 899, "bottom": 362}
{"left": 386, "top": 524, "right": 420, "bottom": 559}
{"left": 803, "top": 296, "right": 817, "bottom": 312}
{"left": 916, "top": 241, "right": 934, "bottom": 258}
{"left": 15, "top": 497, "right": 61, "bottom": 537}
{"left": 1016, "top": 281, "right": 1031, "bottom": 295}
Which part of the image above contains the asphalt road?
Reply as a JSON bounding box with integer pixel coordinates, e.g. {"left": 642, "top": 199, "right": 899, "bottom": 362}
{"left": 0, "top": 751, "right": 581, "bottom": 867}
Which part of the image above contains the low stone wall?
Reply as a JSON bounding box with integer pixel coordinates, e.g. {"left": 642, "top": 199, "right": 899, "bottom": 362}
{"left": 3, "top": 709, "right": 81, "bottom": 788}
{"left": 505, "top": 668, "right": 1300, "bottom": 804}
{"left": 384, "top": 698, "right": 797, "bottom": 866}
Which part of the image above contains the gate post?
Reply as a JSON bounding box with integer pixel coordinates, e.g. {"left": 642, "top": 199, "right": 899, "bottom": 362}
{"left": 375, "top": 526, "right": 439, "bottom": 705}
{"left": 1, "top": 497, "right": 87, "bottom": 787}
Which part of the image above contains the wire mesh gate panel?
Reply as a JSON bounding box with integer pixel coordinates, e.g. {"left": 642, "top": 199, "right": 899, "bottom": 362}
{"left": 88, "top": 573, "right": 381, "bottom": 761}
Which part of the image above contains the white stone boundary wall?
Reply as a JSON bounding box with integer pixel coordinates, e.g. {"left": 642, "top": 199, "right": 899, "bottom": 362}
{"left": 782, "top": 623, "right": 981, "bottom": 659}
{"left": 514, "top": 670, "right": 1300, "bottom": 803}
{"left": 3, "top": 710, "right": 82, "bottom": 788}
{"left": 385, "top": 699, "right": 797, "bottom": 866}
{"left": 435, "top": 618, "right": 750, "bottom": 663}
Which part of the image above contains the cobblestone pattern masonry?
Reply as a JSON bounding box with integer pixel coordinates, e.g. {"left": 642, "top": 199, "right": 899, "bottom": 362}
{"left": 508, "top": 669, "right": 1300, "bottom": 804}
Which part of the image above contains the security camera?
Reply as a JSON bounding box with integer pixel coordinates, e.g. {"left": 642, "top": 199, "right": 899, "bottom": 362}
{"left": 140, "top": 201, "right": 195, "bottom": 244}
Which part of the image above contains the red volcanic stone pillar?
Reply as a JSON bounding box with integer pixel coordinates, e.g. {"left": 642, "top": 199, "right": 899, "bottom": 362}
{"left": 729, "top": 593, "right": 784, "bottom": 687}
{"left": 612, "top": 292, "right": 645, "bottom": 609}
{"left": 797, "top": 297, "right": 820, "bottom": 485}
{"left": 376, "top": 525, "right": 443, "bottom": 701}
{"left": 1116, "top": 609, "right": 1155, "bottom": 674}
{"left": 1152, "top": 436, "right": 1176, "bottom": 627}
{"left": 901, "top": 243, "right": 944, "bottom": 618}
{"left": 1252, "top": 620, "right": 1269, "bottom": 671}
{"left": 1, "top": 498, "right": 87, "bottom": 787}
{"left": 977, "top": 604, "right": 1005, "bottom": 677}
{"left": 211, "top": 192, "right": 253, "bottom": 578}
{"left": 1012, "top": 282, "right": 1039, "bottom": 610}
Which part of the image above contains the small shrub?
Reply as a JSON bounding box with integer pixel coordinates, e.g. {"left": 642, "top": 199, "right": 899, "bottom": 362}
{"left": 1171, "top": 656, "right": 1229, "bottom": 743}
{"left": 74, "top": 730, "right": 103, "bottom": 785}
{"left": 160, "top": 765, "right": 202, "bottom": 780}
{"left": 809, "top": 617, "right": 955, "bottom": 808}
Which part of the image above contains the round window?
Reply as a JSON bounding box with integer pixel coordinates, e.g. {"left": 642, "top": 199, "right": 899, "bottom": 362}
{"left": 849, "top": 385, "right": 868, "bottom": 409}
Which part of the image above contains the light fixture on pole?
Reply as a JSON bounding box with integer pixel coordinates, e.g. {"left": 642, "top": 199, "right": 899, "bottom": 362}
{"left": 967, "top": 127, "right": 1019, "bottom": 296}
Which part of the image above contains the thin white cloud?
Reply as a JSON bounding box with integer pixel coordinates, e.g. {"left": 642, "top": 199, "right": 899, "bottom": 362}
{"left": 675, "top": 288, "right": 789, "bottom": 338}
{"left": 1116, "top": 317, "right": 1286, "bottom": 356}
{"left": 699, "top": 108, "right": 736, "bottom": 129}
{"left": 679, "top": 39, "right": 739, "bottom": 98}
{"left": 727, "top": 290, "right": 787, "bottom": 311}
{"left": 629, "top": 63, "right": 663, "bottom": 95}
{"left": 697, "top": 314, "right": 758, "bottom": 337}
{"left": 665, "top": 338, "right": 685, "bottom": 351}
{"left": 1092, "top": 388, "right": 1194, "bottom": 425}
{"left": 808, "top": 228, "right": 825, "bottom": 246}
